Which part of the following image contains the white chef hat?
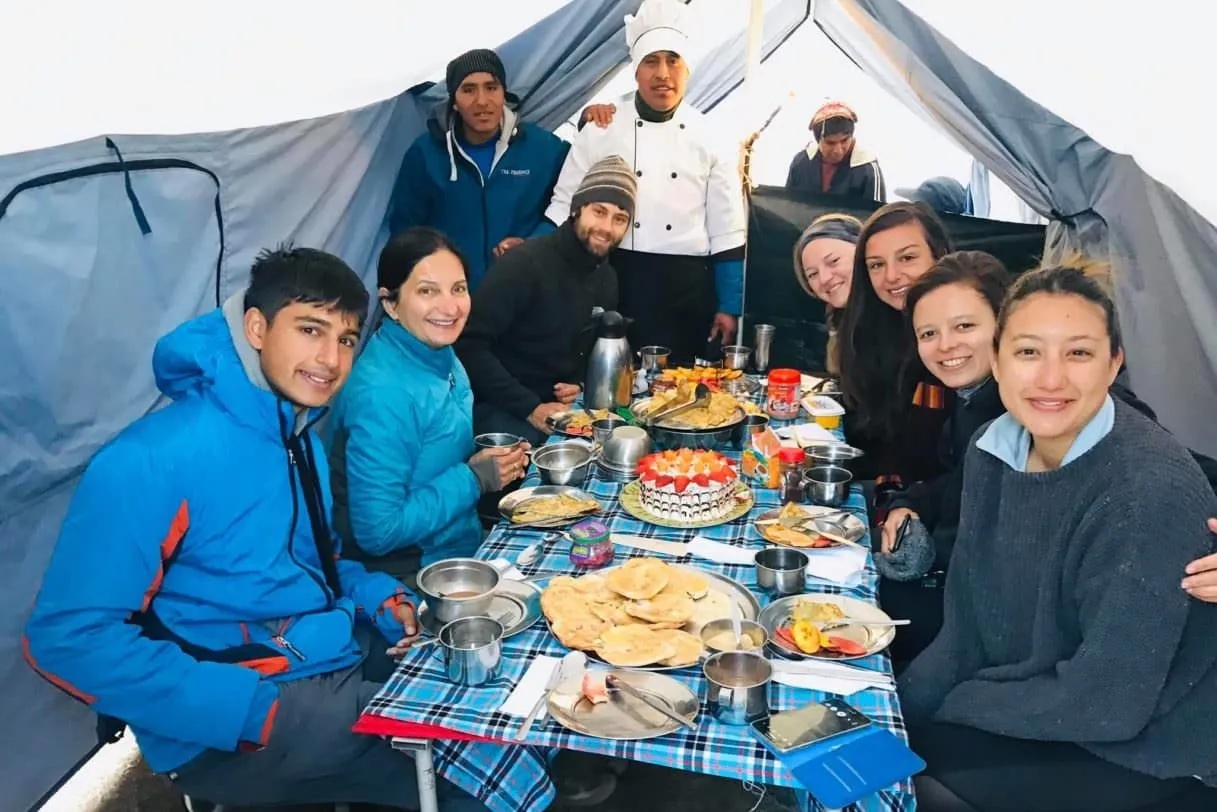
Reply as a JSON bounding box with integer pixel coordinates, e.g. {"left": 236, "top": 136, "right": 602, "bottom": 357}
{"left": 625, "top": 0, "right": 694, "bottom": 74}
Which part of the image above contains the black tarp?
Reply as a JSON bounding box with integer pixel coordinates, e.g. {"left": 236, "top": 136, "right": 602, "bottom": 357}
{"left": 743, "top": 185, "right": 1047, "bottom": 373}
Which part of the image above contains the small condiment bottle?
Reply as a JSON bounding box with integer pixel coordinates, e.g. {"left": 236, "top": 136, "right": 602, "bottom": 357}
{"left": 777, "top": 446, "right": 807, "bottom": 503}
{"left": 766, "top": 368, "right": 802, "bottom": 420}
{"left": 568, "top": 518, "right": 614, "bottom": 569}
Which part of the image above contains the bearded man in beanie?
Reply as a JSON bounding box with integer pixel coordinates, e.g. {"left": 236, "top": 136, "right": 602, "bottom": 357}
{"left": 388, "top": 48, "right": 569, "bottom": 289}
{"left": 785, "top": 100, "right": 886, "bottom": 203}
{"left": 457, "top": 155, "right": 635, "bottom": 445}
{"left": 542, "top": 0, "right": 747, "bottom": 364}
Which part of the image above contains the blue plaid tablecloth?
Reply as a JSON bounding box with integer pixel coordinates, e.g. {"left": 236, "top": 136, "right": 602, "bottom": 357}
{"left": 363, "top": 439, "right": 916, "bottom": 812}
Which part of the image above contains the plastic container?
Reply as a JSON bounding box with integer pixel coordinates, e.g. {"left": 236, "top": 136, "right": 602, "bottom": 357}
{"left": 804, "top": 394, "right": 845, "bottom": 431}
{"left": 766, "top": 368, "right": 802, "bottom": 420}
{"left": 568, "top": 518, "right": 614, "bottom": 569}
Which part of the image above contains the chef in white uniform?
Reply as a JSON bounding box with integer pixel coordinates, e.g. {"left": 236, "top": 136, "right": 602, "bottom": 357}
{"left": 543, "top": 0, "right": 746, "bottom": 364}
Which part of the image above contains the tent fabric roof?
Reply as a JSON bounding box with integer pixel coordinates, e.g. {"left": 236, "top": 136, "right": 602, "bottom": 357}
{"left": 0, "top": 0, "right": 573, "bottom": 156}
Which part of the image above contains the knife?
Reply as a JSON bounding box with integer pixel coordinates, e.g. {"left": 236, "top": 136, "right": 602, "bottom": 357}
{"left": 514, "top": 651, "right": 585, "bottom": 741}
{"left": 606, "top": 673, "right": 697, "bottom": 730}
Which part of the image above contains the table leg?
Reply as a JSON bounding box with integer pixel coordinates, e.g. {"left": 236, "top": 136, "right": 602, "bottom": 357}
{"left": 390, "top": 737, "right": 439, "bottom": 812}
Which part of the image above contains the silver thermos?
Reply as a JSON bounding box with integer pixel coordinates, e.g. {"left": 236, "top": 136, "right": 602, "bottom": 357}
{"left": 584, "top": 311, "right": 634, "bottom": 410}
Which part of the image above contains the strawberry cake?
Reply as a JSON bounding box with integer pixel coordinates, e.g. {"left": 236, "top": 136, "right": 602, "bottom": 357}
{"left": 635, "top": 449, "right": 741, "bottom": 521}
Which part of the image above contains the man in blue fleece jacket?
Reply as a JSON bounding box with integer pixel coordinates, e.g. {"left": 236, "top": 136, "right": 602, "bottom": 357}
{"left": 23, "top": 247, "right": 483, "bottom": 810}
{"left": 387, "top": 48, "right": 569, "bottom": 289}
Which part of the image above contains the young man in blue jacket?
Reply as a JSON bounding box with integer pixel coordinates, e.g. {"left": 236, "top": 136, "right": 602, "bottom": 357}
{"left": 387, "top": 48, "right": 569, "bottom": 289}
{"left": 23, "top": 248, "right": 483, "bottom": 810}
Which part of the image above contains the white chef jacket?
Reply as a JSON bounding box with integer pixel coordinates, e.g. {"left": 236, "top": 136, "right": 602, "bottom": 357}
{"left": 545, "top": 93, "right": 746, "bottom": 258}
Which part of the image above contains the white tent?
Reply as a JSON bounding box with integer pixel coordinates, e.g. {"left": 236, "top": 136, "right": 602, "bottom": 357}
{"left": 2, "top": 1, "right": 1213, "bottom": 809}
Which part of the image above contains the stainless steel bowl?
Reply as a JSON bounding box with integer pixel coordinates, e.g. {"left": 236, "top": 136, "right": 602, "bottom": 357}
{"left": 532, "top": 441, "right": 596, "bottom": 487}
{"left": 801, "top": 442, "right": 863, "bottom": 467}
{"left": 754, "top": 547, "right": 808, "bottom": 598}
{"left": 699, "top": 618, "right": 768, "bottom": 654}
{"left": 803, "top": 465, "right": 853, "bottom": 507}
{"left": 591, "top": 416, "right": 626, "bottom": 445}
{"left": 416, "top": 558, "right": 501, "bottom": 624}
{"left": 703, "top": 651, "right": 772, "bottom": 726}
{"left": 601, "top": 425, "right": 651, "bottom": 469}
{"left": 648, "top": 424, "right": 737, "bottom": 452}
{"left": 474, "top": 432, "right": 524, "bottom": 450}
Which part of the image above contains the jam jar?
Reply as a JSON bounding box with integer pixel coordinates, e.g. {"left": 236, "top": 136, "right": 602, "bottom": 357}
{"left": 568, "top": 518, "right": 614, "bottom": 569}
{"left": 766, "top": 368, "right": 802, "bottom": 420}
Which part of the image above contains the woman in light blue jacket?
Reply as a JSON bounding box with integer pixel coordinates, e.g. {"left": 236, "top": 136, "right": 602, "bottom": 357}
{"left": 327, "top": 228, "right": 528, "bottom": 581}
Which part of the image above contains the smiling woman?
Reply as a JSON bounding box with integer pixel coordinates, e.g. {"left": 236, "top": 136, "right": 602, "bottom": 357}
{"left": 324, "top": 227, "right": 528, "bottom": 582}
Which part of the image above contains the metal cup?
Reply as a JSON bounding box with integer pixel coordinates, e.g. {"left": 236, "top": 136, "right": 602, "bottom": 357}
{"left": 754, "top": 547, "right": 808, "bottom": 597}
{"left": 721, "top": 344, "right": 751, "bottom": 371}
{"left": 474, "top": 432, "right": 524, "bottom": 451}
{"left": 703, "top": 651, "right": 772, "bottom": 726}
{"left": 732, "top": 413, "right": 770, "bottom": 450}
{"left": 753, "top": 325, "right": 775, "bottom": 373}
{"left": 802, "top": 465, "right": 854, "bottom": 507}
{"left": 639, "top": 345, "right": 671, "bottom": 374}
{"left": 439, "top": 616, "right": 503, "bottom": 687}
{"left": 591, "top": 416, "right": 626, "bottom": 446}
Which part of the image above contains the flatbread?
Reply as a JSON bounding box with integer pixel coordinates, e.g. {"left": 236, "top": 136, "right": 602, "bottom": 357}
{"left": 606, "top": 558, "right": 670, "bottom": 600}
{"left": 551, "top": 615, "right": 611, "bottom": 650}
{"left": 593, "top": 625, "right": 676, "bottom": 667}
{"left": 685, "top": 590, "right": 734, "bottom": 636}
{"left": 655, "top": 629, "right": 704, "bottom": 667}
{"left": 623, "top": 593, "right": 695, "bottom": 625}
{"left": 660, "top": 568, "right": 710, "bottom": 599}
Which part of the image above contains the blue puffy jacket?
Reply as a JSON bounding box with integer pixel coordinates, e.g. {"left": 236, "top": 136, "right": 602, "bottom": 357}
{"left": 326, "top": 318, "right": 482, "bottom": 567}
{"left": 387, "top": 107, "right": 569, "bottom": 288}
{"left": 23, "top": 298, "right": 411, "bottom": 774}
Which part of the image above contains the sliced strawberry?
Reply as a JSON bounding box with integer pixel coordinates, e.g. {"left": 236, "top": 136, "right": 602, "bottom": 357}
{"left": 654, "top": 475, "right": 674, "bottom": 488}
{"left": 692, "top": 473, "right": 710, "bottom": 487}
{"left": 708, "top": 467, "right": 730, "bottom": 484}
{"left": 639, "top": 468, "right": 658, "bottom": 482}
{"left": 673, "top": 475, "right": 691, "bottom": 494}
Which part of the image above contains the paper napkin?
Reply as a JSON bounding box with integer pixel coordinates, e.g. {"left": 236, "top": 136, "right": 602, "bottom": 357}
{"left": 499, "top": 655, "right": 560, "bottom": 718}
{"left": 770, "top": 659, "right": 894, "bottom": 696}
{"left": 804, "top": 545, "right": 867, "bottom": 587}
{"left": 687, "top": 535, "right": 759, "bottom": 566}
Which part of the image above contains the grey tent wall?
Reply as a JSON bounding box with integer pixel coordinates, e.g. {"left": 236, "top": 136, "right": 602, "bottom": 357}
{"left": 816, "top": 0, "right": 1217, "bottom": 457}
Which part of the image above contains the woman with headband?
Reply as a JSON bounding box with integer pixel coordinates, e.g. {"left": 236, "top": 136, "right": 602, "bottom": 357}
{"left": 792, "top": 213, "right": 863, "bottom": 373}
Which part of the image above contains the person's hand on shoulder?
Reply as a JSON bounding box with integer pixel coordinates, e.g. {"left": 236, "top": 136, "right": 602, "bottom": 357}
{"left": 1182, "top": 517, "right": 1217, "bottom": 603}
{"left": 582, "top": 104, "right": 617, "bottom": 129}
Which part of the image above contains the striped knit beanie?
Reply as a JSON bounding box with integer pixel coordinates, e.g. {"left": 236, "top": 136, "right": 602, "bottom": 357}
{"left": 570, "top": 155, "right": 637, "bottom": 218}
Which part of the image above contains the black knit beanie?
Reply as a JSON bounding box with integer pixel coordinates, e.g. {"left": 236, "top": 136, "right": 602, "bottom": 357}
{"left": 446, "top": 49, "right": 508, "bottom": 116}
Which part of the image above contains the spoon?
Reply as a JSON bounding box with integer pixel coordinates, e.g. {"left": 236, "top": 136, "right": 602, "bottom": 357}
{"left": 818, "top": 617, "right": 911, "bottom": 632}
{"left": 729, "top": 600, "right": 745, "bottom": 650}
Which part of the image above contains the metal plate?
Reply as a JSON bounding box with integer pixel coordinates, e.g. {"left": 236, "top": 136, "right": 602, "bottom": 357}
{"left": 629, "top": 396, "right": 745, "bottom": 432}
{"left": 618, "top": 480, "right": 754, "bottom": 530}
{"left": 543, "top": 565, "right": 761, "bottom": 672}
{"left": 418, "top": 579, "right": 542, "bottom": 639}
{"left": 546, "top": 408, "right": 617, "bottom": 439}
{"left": 546, "top": 669, "right": 699, "bottom": 740}
{"left": 497, "top": 486, "right": 602, "bottom": 529}
{"left": 758, "top": 594, "right": 895, "bottom": 661}
{"left": 752, "top": 505, "right": 868, "bottom": 547}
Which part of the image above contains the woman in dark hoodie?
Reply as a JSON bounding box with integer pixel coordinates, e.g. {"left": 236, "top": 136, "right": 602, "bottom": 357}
{"left": 836, "top": 202, "right": 955, "bottom": 492}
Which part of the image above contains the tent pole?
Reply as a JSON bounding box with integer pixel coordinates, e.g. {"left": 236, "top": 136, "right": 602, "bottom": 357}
{"left": 739, "top": 0, "right": 764, "bottom": 346}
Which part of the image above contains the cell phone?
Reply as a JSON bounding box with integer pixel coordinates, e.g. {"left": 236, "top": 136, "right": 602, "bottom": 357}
{"left": 749, "top": 698, "right": 872, "bottom": 754}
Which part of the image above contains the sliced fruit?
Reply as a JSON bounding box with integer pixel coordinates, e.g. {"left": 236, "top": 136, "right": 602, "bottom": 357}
{"left": 708, "top": 467, "right": 730, "bottom": 484}
{"left": 639, "top": 468, "right": 658, "bottom": 482}
{"left": 774, "top": 626, "right": 798, "bottom": 650}
{"left": 654, "top": 475, "right": 674, "bottom": 488}
{"left": 790, "top": 620, "right": 822, "bottom": 654}
{"left": 826, "top": 635, "right": 867, "bottom": 656}
{"left": 692, "top": 473, "right": 710, "bottom": 487}
{"left": 673, "top": 475, "right": 691, "bottom": 494}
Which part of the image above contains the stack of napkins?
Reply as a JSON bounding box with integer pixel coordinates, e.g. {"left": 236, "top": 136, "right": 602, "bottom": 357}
{"left": 688, "top": 535, "right": 758, "bottom": 565}
{"left": 804, "top": 545, "right": 867, "bottom": 587}
{"left": 499, "top": 655, "right": 561, "bottom": 718}
{"left": 770, "top": 658, "right": 895, "bottom": 696}
{"left": 774, "top": 422, "right": 839, "bottom": 447}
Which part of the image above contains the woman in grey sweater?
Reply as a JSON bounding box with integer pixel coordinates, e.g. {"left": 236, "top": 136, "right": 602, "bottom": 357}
{"left": 899, "top": 258, "right": 1217, "bottom": 812}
